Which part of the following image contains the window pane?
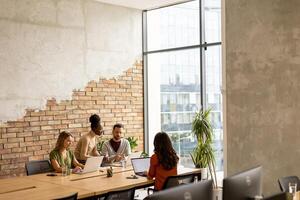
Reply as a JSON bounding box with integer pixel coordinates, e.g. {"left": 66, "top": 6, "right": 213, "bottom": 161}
{"left": 147, "top": 48, "right": 201, "bottom": 167}
{"left": 147, "top": 1, "right": 200, "bottom": 51}
{"left": 203, "top": 0, "right": 221, "bottom": 43}
{"left": 204, "top": 45, "right": 223, "bottom": 171}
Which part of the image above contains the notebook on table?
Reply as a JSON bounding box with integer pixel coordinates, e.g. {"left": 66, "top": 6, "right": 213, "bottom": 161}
{"left": 131, "top": 157, "right": 150, "bottom": 177}
{"left": 75, "top": 156, "right": 104, "bottom": 174}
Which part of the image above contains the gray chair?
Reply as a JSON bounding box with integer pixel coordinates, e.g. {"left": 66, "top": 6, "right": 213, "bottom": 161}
{"left": 162, "top": 173, "right": 195, "bottom": 189}
{"left": 54, "top": 192, "right": 78, "bottom": 200}
{"left": 263, "top": 192, "right": 291, "bottom": 200}
{"left": 25, "top": 159, "right": 52, "bottom": 176}
{"left": 278, "top": 176, "right": 300, "bottom": 192}
{"left": 104, "top": 188, "right": 135, "bottom": 200}
{"left": 148, "top": 173, "right": 195, "bottom": 194}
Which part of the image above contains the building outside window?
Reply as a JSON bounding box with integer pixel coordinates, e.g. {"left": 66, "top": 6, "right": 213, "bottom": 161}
{"left": 143, "top": 0, "right": 222, "bottom": 172}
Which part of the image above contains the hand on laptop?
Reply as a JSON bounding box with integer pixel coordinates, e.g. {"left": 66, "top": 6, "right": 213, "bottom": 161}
{"left": 72, "top": 166, "right": 83, "bottom": 173}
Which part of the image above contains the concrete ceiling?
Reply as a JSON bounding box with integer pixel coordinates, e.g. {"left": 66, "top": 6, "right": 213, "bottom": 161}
{"left": 94, "top": 0, "right": 190, "bottom": 10}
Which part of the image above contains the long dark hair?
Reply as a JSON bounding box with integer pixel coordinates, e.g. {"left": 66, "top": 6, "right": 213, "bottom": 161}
{"left": 55, "top": 131, "right": 73, "bottom": 151}
{"left": 154, "top": 132, "right": 179, "bottom": 170}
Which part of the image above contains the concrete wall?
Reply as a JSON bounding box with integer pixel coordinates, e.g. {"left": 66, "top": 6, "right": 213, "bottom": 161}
{"left": 0, "top": 0, "right": 142, "bottom": 122}
{"left": 0, "top": 0, "right": 143, "bottom": 177}
{"left": 225, "top": 0, "right": 300, "bottom": 194}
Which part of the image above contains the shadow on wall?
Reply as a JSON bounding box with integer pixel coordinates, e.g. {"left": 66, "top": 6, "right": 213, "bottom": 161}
{"left": 0, "top": 60, "right": 144, "bottom": 178}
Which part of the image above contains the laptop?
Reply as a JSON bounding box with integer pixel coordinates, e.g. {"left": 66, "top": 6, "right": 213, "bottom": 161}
{"left": 131, "top": 157, "right": 150, "bottom": 177}
{"left": 76, "top": 156, "right": 104, "bottom": 174}
{"left": 126, "top": 151, "right": 142, "bottom": 167}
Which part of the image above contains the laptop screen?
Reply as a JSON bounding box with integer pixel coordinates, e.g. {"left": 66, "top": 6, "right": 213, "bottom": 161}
{"left": 131, "top": 157, "right": 150, "bottom": 173}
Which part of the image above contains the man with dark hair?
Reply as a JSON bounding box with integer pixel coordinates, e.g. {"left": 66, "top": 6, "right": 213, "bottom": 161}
{"left": 102, "top": 123, "right": 131, "bottom": 163}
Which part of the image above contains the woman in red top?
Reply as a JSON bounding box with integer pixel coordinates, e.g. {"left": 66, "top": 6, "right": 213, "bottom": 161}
{"left": 147, "top": 131, "right": 179, "bottom": 190}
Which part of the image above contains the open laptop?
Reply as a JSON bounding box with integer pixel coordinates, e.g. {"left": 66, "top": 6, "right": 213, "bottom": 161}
{"left": 131, "top": 157, "right": 150, "bottom": 177}
{"left": 75, "top": 156, "right": 104, "bottom": 174}
{"left": 126, "top": 151, "right": 142, "bottom": 167}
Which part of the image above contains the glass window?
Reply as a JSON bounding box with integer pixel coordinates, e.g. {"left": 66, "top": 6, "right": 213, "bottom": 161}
{"left": 204, "top": 45, "right": 223, "bottom": 171}
{"left": 147, "top": 1, "right": 200, "bottom": 51}
{"left": 144, "top": 0, "right": 222, "bottom": 171}
{"left": 147, "top": 49, "right": 201, "bottom": 166}
{"left": 203, "top": 0, "right": 221, "bottom": 43}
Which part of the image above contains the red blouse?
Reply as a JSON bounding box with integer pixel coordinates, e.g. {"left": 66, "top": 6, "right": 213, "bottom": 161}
{"left": 147, "top": 153, "right": 177, "bottom": 190}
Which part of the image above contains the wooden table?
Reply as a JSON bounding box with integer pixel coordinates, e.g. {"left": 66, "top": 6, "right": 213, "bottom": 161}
{"left": 0, "top": 167, "right": 201, "bottom": 199}
{"left": 0, "top": 176, "right": 93, "bottom": 200}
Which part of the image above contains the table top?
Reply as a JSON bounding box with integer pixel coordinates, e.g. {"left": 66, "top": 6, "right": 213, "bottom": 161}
{"left": 0, "top": 166, "right": 201, "bottom": 199}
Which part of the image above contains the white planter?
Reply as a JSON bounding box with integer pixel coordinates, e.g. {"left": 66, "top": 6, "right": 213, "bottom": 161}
{"left": 213, "top": 187, "right": 222, "bottom": 200}
{"left": 200, "top": 167, "right": 208, "bottom": 180}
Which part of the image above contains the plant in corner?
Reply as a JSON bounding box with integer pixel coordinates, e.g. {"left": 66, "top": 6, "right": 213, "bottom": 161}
{"left": 190, "top": 108, "right": 217, "bottom": 187}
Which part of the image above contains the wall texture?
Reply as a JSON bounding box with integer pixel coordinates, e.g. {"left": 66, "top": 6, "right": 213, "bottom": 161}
{"left": 225, "top": 0, "right": 300, "bottom": 194}
{"left": 0, "top": 0, "right": 142, "bottom": 122}
{"left": 0, "top": 0, "right": 143, "bottom": 177}
{"left": 0, "top": 62, "right": 144, "bottom": 177}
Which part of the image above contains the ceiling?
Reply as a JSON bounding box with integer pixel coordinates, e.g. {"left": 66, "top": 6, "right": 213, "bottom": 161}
{"left": 94, "top": 0, "right": 189, "bottom": 10}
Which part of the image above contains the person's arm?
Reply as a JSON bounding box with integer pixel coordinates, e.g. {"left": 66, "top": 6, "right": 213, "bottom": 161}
{"left": 102, "top": 142, "right": 118, "bottom": 162}
{"left": 50, "top": 159, "right": 63, "bottom": 173}
{"left": 73, "top": 157, "right": 84, "bottom": 169}
{"left": 125, "top": 139, "right": 131, "bottom": 157}
{"left": 92, "top": 138, "right": 100, "bottom": 156}
{"left": 147, "top": 155, "right": 157, "bottom": 180}
{"left": 80, "top": 137, "right": 92, "bottom": 160}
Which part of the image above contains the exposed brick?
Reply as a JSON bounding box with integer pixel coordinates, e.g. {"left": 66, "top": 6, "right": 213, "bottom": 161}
{"left": 50, "top": 105, "right": 66, "bottom": 111}
{"left": 0, "top": 63, "right": 144, "bottom": 178}
{"left": 2, "top": 133, "right": 17, "bottom": 138}
{"left": 17, "top": 132, "right": 32, "bottom": 137}
{"left": 24, "top": 117, "right": 39, "bottom": 122}
{"left": 8, "top": 138, "right": 24, "bottom": 143}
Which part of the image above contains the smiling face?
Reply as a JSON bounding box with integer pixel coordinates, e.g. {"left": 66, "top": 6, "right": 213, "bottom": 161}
{"left": 63, "top": 136, "right": 73, "bottom": 149}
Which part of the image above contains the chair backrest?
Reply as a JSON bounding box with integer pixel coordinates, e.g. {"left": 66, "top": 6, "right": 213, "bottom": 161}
{"left": 25, "top": 159, "right": 52, "bottom": 176}
{"left": 162, "top": 173, "right": 195, "bottom": 190}
{"left": 104, "top": 188, "right": 135, "bottom": 200}
{"left": 54, "top": 192, "right": 78, "bottom": 200}
{"left": 263, "top": 192, "right": 291, "bottom": 200}
{"left": 278, "top": 176, "right": 300, "bottom": 192}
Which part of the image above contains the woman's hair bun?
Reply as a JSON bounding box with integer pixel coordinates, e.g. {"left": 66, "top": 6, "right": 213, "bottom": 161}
{"left": 89, "top": 114, "right": 100, "bottom": 124}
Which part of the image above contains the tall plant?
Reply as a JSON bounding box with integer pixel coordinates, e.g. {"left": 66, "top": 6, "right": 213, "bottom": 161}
{"left": 190, "top": 108, "right": 217, "bottom": 187}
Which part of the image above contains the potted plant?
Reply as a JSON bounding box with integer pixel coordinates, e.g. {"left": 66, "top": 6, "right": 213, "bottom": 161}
{"left": 190, "top": 108, "right": 217, "bottom": 187}
{"left": 126, "top": 136, "right": 138, "bottom": 152}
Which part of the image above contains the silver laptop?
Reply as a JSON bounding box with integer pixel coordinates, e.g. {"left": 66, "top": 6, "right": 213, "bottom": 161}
{"left": 131, "top": 157, "right": 150, "bottom": 177}
{"left": 126, "top": 151, "right": 142, "bottom": 166}
{"left": 76, "top": 156, "right": 104, "bottom": 174}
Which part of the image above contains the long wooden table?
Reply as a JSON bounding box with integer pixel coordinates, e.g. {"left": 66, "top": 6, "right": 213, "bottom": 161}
{"left": 0, "top": 166, "right": 201, "bottom": 200}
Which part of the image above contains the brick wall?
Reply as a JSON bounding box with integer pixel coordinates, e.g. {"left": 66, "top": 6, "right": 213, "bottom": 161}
{"left": 0, "top": 62, "right": 144, "bottom": 178}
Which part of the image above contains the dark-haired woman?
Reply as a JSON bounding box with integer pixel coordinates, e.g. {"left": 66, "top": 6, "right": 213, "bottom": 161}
{"left": 147, "top": 131, "right": 179, "bottom": 191}
{"left": 50, "top": 131, "right": 84, "bottom": 173}
{"left": 74, "top": 114, "right": 103, "bottom": 164}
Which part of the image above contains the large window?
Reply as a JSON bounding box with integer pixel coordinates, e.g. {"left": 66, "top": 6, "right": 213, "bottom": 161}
{"left": 143, "top": 0, "right": 222, "bottom": 171}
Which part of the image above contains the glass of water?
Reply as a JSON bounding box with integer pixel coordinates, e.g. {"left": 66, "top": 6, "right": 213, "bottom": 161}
{"left": 289, "top": 182, "right": 297, "bottom": 197}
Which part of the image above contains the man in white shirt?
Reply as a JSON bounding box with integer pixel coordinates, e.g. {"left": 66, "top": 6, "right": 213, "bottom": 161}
{"left": 101, "top": 123, "right": 131, "bottom": 163}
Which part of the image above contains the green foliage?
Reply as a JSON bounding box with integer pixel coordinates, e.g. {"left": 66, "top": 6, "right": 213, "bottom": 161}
{"left": 97, "top": 138, "right": 108, "bottom": 153}
{"left": 190, "top": 108, "right": 217, "bottom": 187}
{"left": 140, "top": 151, "right": 149, "bottom": 158}
{"left": 126, "top": 136, "right": 138, "bottom": 150}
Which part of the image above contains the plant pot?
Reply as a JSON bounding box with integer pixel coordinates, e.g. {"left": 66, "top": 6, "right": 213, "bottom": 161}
{"left": 200, "top": 167, "right": 208, "bottom": 180}
{"left": 213, "top": 187, "right": 222, "bottom": 200}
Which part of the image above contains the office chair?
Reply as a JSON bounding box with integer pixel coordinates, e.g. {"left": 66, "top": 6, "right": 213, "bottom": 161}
{"left": 263, "top": 192, "right": 291, "bottom": 200}
{"left": 25, "top": 159, "right": 52, "bottom": 176}
{"left": 148, "top": 173, "right": 195, "bottom": 194}
{"left": 278, "top": 176, "right": 300, "bottom": 192}
{"left": 53, "top": 193, "right": 78, "bottom": 200}
{"left": 104, "top": 187, "right": 135, "bottom": 200}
